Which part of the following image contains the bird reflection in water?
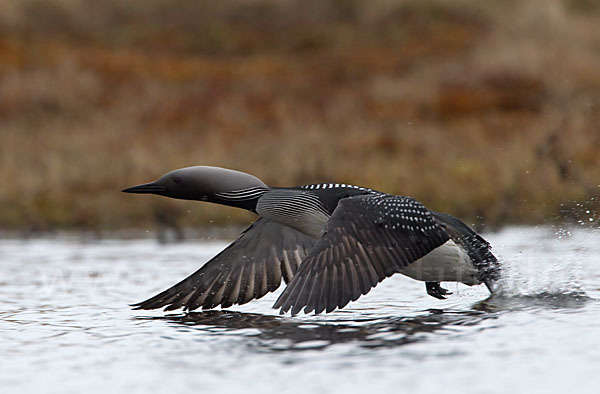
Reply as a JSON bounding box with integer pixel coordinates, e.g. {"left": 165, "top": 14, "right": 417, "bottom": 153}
{"left": 137, "top": 291, "right": 590, "bottom": 352}
{"left": 140, "top": 304, "right": 497, "bottom": 352}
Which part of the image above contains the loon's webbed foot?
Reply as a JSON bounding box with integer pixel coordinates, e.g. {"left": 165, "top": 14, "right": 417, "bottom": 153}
{"left": 426, "top": 282, "right": 453, "bottom": 300}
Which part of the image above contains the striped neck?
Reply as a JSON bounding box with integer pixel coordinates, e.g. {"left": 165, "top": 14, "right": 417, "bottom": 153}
{"left": 207, "top": 186, "right": 270, "bottom": 212}
{"left": 256, "top": 188, "right": 329, "bottom": 238}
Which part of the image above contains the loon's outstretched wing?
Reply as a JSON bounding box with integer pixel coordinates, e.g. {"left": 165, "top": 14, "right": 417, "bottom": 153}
{"left": 273, "top": 194, "right": 450, "bottom": 315}
{"left": 132, "top": 218, "right": 315, "bottom": 311}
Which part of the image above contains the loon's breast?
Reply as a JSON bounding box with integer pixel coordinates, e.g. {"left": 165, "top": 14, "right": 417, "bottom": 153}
{"left": 399, "top": 239, "right": 481, "bottom": 285}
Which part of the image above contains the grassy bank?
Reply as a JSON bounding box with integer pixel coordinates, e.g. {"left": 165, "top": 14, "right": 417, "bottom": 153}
{"left": 0, "top": 0, "right": 599, "bottom": 232}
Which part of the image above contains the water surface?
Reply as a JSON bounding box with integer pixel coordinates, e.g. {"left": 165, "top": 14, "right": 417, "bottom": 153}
{"left": 1, "top": 227, "right": 599, "bottom": 393}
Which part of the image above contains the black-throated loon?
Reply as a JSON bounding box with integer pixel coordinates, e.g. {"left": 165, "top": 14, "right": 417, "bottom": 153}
{"left": 123, "top": 166, "right": 501, "bottom": 315}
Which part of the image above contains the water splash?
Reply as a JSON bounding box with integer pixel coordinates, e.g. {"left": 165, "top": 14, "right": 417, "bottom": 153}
{"left": 487, "top": 227, "right": 597, "bottom": 304}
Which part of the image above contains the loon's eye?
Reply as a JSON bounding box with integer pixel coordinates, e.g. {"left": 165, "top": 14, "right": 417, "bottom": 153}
{"left": 173, "top": 176, "right": 182, "bottom": 184}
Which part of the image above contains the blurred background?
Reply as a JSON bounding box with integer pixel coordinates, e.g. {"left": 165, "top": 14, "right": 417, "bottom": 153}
{"left": 1, "top": 0, "right": 599, "bottom": 234}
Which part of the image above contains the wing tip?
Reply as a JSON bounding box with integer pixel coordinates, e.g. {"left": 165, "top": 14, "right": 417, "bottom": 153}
{"left": 130, "top": 297, "right": 172, "bottom": 311}
{"left": 130, "top": 302, "right": 152, "bottom": 310}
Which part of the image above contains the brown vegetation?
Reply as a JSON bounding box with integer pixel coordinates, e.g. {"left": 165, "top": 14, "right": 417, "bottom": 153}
{"left": 0, "top": 0, "right": 599, "bottom": 232}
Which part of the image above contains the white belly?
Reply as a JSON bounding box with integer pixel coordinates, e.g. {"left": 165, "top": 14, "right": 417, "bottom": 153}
{"left": 398, "top": 240, "right": 481, "bottom": 285}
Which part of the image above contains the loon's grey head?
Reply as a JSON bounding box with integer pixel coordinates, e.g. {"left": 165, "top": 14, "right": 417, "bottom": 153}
{"left": 122, "top": 166, "right": 268, "bottom": 201}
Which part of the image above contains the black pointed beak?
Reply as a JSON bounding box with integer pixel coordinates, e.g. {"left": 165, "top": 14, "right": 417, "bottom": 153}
{"left": 122, "top": 182, "right": 169, "bottom": 194}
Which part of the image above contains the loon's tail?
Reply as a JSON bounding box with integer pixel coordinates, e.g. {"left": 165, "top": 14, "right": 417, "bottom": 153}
{"left": 432, "top": 211, "right": 502, "bottom": 294}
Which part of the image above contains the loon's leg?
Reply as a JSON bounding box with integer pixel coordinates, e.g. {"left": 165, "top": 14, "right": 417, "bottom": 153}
{"left": 426, "top": 282, "right": 452, "bottom": 300}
